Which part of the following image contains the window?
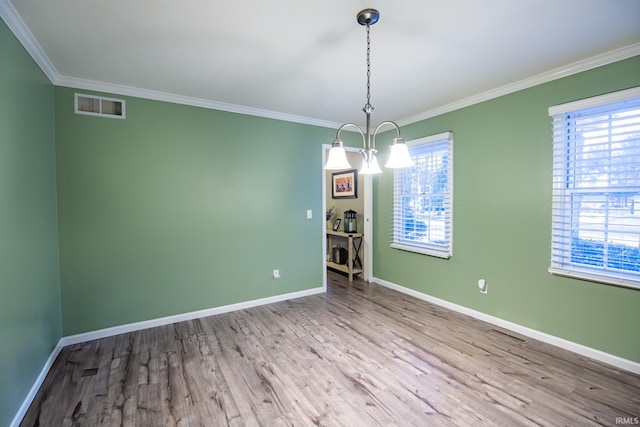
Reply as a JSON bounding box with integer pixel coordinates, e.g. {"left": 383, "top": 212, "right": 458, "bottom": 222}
{"left": 392, "top": 132, "right": 453, "bottom": 258}
{"left": 75, "top": 93, "right": 125, "bottom": 119}
{"left": 549, "top": 87, "right": 640, "bottom": 289}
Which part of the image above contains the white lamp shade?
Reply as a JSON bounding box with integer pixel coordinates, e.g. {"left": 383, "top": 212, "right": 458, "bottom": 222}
{"left": 385, "top": 141, "right": 415, "bottom": 168}
{"left": 359, "top": 154, "right": 382, "bottom": 175}
{"left": 325, "top": 145, "right": 352, "bottom": 170}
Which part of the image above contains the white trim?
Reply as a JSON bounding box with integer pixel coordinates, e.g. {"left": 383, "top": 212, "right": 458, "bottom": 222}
{"left": 10, "top": 285, "right": 324, "bottom": 426}
{"left": 406, "top": 132, "right": 454, "bottom": 147}
{"left": 0, "top": 0, "right": 58, "bottom": 83}
{"left": 56, "top": 76, "right": 342, "bottom": 129}
{"left": 9, "top": 341, "right": 64, "bottom": 427}
{"left": 11, "top": 278, "right": 639, "bottom": 426}
{"left": 392, "top": 132, "right": 454, "bottom": 258}
{"left": 0, "top": 1, "right": 342, "bottom": 130}
{"left": 398, "top": 43, "right": 640, "bottom": 127}
{"left": 362, "top": 173, "right": 373, "bottom": 281}
{"left": 322, "top": 144, "right": 372, "bottom": 282}
{"left": 321, "top": 143, "right": 330, "bottom": 291}
{"left": 549, "top": 267, "right": 640, "bottom": 291}
{"left": 548, "top": 86, "right": 640, "bottom": 116}
{"left": 2, "top": 0, "right": 638, "bottom": 130}
{"left": 61, "top": 286, "right": 324, "bottom": 346}
{"left": 372, "top": 275, "right": 640, "bottom": 375}
{"left": 548, "top": 92, "right": 640, "bottom": 289}
{"left": 390, "top": 243, "right": 451, "bottom": 259}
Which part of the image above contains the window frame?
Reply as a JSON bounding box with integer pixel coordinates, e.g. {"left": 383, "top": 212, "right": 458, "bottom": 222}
{"left": 391, "top": 132, "right": 453, "bottom": 258}
{"left": 549, "top": 86, "right": 640, "bottom": 289}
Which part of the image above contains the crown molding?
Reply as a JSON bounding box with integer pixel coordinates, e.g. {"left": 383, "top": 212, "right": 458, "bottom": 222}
{"left": 55, "top": 76, "right": 342, "bottom": 129}
{"left": 0, "top": 0, "right": 58, "bottom": 82}
{"left": 55, "top": 41, "right": 640, "bottom": 131}
{"left": 1, "top": 0, "right": 340, "bottom": 129}
{"left": 3, "top": 0, "right": 639, "bottom": 129}
{"left": 397, "top": 42, "right": 640, "bottom": 127}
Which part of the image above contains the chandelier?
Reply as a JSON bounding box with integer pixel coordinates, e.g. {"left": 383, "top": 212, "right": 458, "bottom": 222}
{"left": 324, "top": 8, "right": 414, "bottom": 174}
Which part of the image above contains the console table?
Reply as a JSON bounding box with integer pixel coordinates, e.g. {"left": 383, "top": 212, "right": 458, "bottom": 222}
{"left": 326, "top": 229, "right": 363, "bottom": 281}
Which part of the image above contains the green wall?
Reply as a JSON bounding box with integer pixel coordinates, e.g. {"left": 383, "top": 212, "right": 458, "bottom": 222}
{"left": 55, "top": 88, "right": 329, "bottom": 335}
{"left": 373, "top": 55, "right": 640, "bottom": 362}
{"left": 0, "top": 19, "right": 61, "bottom": 427}
{"left": 2, "top": 11, "right": 639, "bottom": 424}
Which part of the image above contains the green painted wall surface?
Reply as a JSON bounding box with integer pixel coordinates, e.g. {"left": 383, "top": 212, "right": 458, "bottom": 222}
{"left": 0, "top": 19, "right": 61, "bottom": 426}
{"left": 3, "top": 18, "right": 638, "bottom": 425}
{"left": 373, "top": 56, "right": 640, "bottom": 362}
{"left": 55, "top": 87, "right": 329, "bottom": 335}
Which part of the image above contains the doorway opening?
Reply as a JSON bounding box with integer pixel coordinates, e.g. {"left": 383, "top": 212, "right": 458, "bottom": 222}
{"left": 321, "top": 145, "right": 372, "bottom": 289}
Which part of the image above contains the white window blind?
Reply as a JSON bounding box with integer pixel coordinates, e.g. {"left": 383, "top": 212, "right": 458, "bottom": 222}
{"left": 392, "top": 132, "right": 453, "bottom": 258}
{"left": 549, "top": 87, "right": 640, "bottom": 289}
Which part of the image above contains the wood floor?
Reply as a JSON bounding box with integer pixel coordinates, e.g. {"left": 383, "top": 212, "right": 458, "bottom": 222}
{"left": 21, "top": 271, "right": 640, "bottom": 426}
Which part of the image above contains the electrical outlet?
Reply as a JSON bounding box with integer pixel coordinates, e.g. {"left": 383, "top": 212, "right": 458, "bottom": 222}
{"left": 478, "top": 279, "right": 488, "bottom": 294}
{"left": 273, "top": 269, "right": 280, "bottom": 279}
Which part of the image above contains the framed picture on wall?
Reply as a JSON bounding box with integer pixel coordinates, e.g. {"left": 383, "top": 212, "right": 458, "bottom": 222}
{"left": 332, "top": 169, "right": 357, "bottom": 199}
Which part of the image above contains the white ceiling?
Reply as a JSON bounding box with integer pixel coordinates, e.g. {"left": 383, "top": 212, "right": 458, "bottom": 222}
{"left": 2, "top": 0, "right": 640, "bottom": 129}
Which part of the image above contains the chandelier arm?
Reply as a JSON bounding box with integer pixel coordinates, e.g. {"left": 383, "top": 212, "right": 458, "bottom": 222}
{"left": 336, "top": 123, "right": 367, "bottom": 147}
{"left": 371, "top": 121, "right": 402, "bottom": 150}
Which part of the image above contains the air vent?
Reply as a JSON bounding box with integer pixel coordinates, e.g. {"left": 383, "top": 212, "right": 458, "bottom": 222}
{"left": 75, "top": 93, "right": 125, "bottom": 119}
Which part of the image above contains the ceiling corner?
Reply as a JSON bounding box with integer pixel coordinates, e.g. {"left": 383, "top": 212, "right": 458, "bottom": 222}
{"left": 1, "top": 0, "right": 59, "bottom": 84}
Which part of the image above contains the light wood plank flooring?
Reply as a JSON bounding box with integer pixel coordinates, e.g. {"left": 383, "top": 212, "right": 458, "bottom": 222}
{"left": 21, "top": 271, "right": 640, "bottom": 426}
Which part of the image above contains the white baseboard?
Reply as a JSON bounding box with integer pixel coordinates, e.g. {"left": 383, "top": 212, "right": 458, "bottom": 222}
{"left": 62, "top": 286, "right": 325, "bottom": 346}
{"left": 372, "top": 276, "right": 640, "bottom": 375}
{"left": 9, "top": 341, "right": 64, "bottom": 427}
{"left": 14, "top": 278, "right": 638, "bottom": 427}
{"left": 11, "top": 285, "right": 325, "bottom": 426}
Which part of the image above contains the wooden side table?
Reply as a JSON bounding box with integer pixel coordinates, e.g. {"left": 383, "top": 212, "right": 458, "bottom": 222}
{"left": 326, "top": 229, "right": 363, "bottom": 281}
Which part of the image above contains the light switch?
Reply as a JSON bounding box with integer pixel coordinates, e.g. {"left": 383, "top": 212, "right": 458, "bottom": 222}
{"left": 307, "top": 210, "right": 312, "bottom": 219}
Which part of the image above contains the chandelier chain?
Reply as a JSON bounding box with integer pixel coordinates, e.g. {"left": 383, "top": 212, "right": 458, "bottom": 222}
{"left": 365, "top": 23, "right": 371, "bottom": 110}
